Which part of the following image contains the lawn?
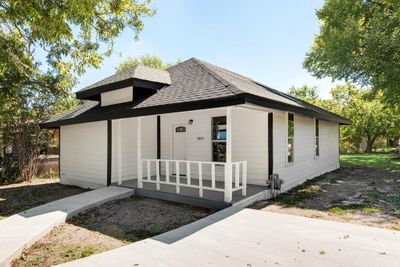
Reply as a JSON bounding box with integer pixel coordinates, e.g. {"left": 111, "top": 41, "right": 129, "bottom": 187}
{"left": 252, "top": 153, "right": 400, "bottom": 231}
{"left": 12, "top": 196, "right": 214, "bottom": 267}
{"left": 340, "top": 153, "right": 400, "bottom": 171}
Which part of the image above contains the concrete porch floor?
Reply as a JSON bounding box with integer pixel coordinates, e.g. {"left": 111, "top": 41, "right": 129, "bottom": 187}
{"left": 113, "top": 176, "right": 267, "bottom": 207}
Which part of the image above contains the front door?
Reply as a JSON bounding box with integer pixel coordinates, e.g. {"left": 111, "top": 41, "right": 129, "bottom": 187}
{"left": 172, "top": 124, "right": 187, "bottom": 176}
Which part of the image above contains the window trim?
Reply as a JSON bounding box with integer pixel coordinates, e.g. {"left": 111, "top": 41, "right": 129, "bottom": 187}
{"left": 211, "top": 115, "right": 227, "bottom": 162}
{"left": 286, "top": 112, "right": 295, "bottom": 165}
{"left": 314, "top": 118, "right": 320, "bottom": 158}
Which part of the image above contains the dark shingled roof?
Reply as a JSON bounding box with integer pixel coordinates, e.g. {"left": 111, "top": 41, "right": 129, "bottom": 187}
{"left": 78, "top": 64, "right": 171, "bottom": 92}
{"left": 42, "top": 58, "right": 351, "bottom": 128}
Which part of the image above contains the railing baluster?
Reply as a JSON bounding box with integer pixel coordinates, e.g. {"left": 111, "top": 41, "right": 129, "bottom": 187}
{"left": 186, "top": 161, "right": 191, "bottom": 185}
{"left": 242, "top": 161, "right": 247, "bottom": 196}
{"left": 140, "top": 159, "right": 244, "bottom": 200}
{"left": 235, "top": 163, "right": 240, "bottom": 188}
{"left": 166, "top": 160, "right": 169, "bottom": 183}
{"left": 156, "top": 160, "right": 160, "bottom": 190}
{"left": 198, "top": 162, "right": 203, "bottom": 197}
{"left": 224, "top": 162, "right": 232, "bottom": 202}
{"left": 211, "top": 163, "right": 216, "bottom": 189}
{"left": 147, "top": 160, "right": 150, "bottom": 181}
{"left": 176, "top": 161, "right": 180, "bottom": 194}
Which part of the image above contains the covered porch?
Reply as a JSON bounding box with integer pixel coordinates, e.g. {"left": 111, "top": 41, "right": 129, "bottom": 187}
{"left": 111, "top": 106, "right": 268, "bottom": 205}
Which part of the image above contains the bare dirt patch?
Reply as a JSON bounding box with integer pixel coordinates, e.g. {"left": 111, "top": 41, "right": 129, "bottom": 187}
{"left": 0, "top": 178, "right": 88, "bottom": 220}
{"left": 12, "top": 196, "right": 214, "bottom": 266}
{"left": 251, "top": 166, "right": 400, "bottom": 230}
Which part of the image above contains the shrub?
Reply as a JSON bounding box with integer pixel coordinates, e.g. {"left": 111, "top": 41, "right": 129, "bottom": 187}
{"left": 340, "top": 141, "right": 359, "bottom": 154}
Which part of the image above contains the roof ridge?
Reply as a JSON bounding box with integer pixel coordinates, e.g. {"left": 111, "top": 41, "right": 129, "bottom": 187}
{"left": 191, "top": 58, "right": 242, "bottom": 95}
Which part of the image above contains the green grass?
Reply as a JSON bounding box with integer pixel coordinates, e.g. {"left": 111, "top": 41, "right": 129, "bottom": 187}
{"left": 340, "top": 153, "right": 400, "bottom": 171}
{"left": 60, "top": 245, "right": 97, "bottom": 260}
{"left": 328, "top": 204, "right": 382, "bottom": 215}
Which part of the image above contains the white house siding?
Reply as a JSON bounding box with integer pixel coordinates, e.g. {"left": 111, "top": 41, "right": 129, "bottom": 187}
{"left": 272, "top": 110, "right": 339, "bottom": 191}
{"left": 101, "top": 87, "right": 133, "bottom": 107}
{"left": 111, "top": 116, "right": 157, "bottom": 183}
{"left": 160, "top": 108, "right": 225, "bottom": 180}
{"left": 231, "top": 108, "right": 269, "bottom": 185}
{"left": 59, "top": 106, "right": 340, "bottom": 191}
{"left": 60, "top": 121, "right": 107, "bottom": 188}
{"left": 159, "top": 107, "right": 269, "bottom": 185}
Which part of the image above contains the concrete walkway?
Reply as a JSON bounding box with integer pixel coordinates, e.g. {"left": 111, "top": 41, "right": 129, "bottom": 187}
{"left": 60, "top": 208, "right": 400, "bottom": 267}
{"left": 0, "top": 186, "right": 134, "bottom": 267}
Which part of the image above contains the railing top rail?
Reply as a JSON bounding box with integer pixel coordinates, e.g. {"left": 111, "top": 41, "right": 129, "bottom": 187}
{"left": 141, "top": 159, "right": 247, "bottom": 165}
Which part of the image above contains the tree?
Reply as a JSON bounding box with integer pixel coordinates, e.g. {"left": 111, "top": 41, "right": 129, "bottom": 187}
{"left": 329, "top": 84, "right": 397, "bottom": 153}
{"left": 288, "top": 85, "right": 319, "bottom": 104}
{"left": 0, "top": 1, "right": 154, "bottom": 182}
{"left": 116, "top": 54, "right": 179, "bottom": 72}
{"left": 304, "top": 0, "right": 400, "bottom": 103}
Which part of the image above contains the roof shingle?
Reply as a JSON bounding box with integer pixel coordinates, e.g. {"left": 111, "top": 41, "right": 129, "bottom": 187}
{"left": 42, "top": 58, "right": 350, "bottom": 127}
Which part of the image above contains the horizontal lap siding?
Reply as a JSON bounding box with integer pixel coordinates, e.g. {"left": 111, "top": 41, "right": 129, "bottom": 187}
{"left": 60, "top": 121, "right": 107, "bottom": 188}
{"left": 273, "top": 111, "right": 339, "bottom": 191}
{"left": 160, "top": 107, "right": 268, "bottom": 185}
{"left": 232, "top": 108, "right": 268, "bottom": 185}
{"left": 111, "top": 116, "right": 157, "bottom": 183}
{"left": 160, "top": 108, "right": 226, "bottom": 180}
{"left": 59, "top": 106, "right": 339, "bottom": 191}
{"left": 101, "top": 87, "right": 132, "bottom": 106}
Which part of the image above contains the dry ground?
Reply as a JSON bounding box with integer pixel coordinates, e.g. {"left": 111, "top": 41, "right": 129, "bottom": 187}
{"left": 0, "top": 178, "right": 88, "bottom": 220}
{"left": 12, "top": 196, "right": 214, "bottom": 267}
{"left": 252, "top": 165, "right": 400, "bottom": 230}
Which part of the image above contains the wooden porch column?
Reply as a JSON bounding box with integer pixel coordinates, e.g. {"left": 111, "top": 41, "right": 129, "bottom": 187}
{"left": 117, "top": 119, "right": 122, "bottom": 185}
{"left": 224, "top": 107, "right": 233, "bottom": 202}
{"left": 137, "top": 117, "right": 143, "bottom": 188}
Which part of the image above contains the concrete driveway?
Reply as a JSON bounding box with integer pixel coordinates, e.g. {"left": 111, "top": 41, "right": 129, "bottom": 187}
{"left": 60, "top": 208, "right": 400, "bottom": 267}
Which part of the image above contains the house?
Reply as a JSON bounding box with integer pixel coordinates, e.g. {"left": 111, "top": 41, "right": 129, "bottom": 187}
{"left": 41, "top": 58, "right": 350, "bottom": 205}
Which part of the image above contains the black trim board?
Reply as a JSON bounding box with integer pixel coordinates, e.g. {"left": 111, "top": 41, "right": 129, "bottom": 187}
{"left": 107, "top": 120, "right": 112, "bottom": 186}
{"left": 244, "top": 94, "right": 351, "bottom": 125}
{"left": 41, "top": 92, "right": 351, "bottom": 129}
{"left": 58, "top": 129, "right": 61, "bottom": 179}
{"left": 268, "top": 113, "right": 273, "bottom": 178}
{"left": 157, "top": 115, "right": 161, "bottom": 159}
{"left": 41, "top": 95, "right": 246, "bottom": 128}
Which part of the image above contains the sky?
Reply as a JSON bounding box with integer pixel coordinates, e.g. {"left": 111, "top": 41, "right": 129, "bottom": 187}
{"left": 76, "top": 0, "right": 342, "bottom": 99}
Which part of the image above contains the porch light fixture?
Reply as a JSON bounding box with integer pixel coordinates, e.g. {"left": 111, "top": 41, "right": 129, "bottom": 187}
{"left": 188, "top": 119, "right": 193, "bottom": 125}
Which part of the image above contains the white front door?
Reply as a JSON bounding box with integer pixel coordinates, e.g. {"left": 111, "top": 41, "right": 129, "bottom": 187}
{"left": 172, "top": 124, "right": 187, "bottom": 175}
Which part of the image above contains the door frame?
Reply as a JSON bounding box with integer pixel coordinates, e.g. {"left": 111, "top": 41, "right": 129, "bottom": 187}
{"left": 172, "top": 123, "right": 188, "bottom": 161}
{"left": 171, "top": 124, "right": 188, "bottom": 177}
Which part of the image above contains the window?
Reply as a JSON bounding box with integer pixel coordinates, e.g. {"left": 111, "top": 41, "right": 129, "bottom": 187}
{"left": 315, "top": 119, "right": 320, "bottom": 157}
{"left": 287, "top": 113, "right": 294, "bottom": 163}
{"left": 212, "top": 116, "right": 226, "bottom": 162}
{"left": 175, "top": 126, "right": 186, "bottom": 133}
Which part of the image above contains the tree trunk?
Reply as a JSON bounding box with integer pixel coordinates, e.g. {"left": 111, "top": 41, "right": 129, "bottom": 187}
{"left": 364, "top": 137, "right": 376, "bottom": 153}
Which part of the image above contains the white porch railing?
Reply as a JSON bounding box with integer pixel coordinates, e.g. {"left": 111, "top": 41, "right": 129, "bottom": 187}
{"left": 138, "top": 159, "right": 247, "bottom": 202}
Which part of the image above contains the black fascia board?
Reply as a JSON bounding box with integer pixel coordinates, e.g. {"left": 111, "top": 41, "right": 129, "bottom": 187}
{"left": 41, "top": 93, "right": 351, "bottom": 129}
{"left": 40, "top": 95, "right": 246, "bottom": 128}
{"left": 244, "top": 94, "right": 351, "bottom": 125}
